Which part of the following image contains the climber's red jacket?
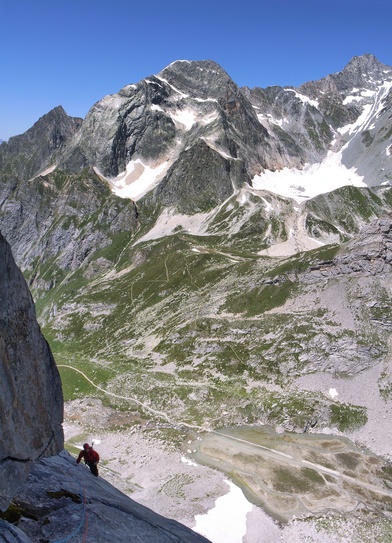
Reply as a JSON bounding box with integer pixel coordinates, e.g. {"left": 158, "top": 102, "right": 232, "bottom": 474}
{"left": 77, "top": 446, "right": 100, "bottom": 464}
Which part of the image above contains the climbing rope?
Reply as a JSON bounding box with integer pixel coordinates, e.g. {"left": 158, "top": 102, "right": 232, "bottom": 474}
{"left": 51, "top": 487, "right": 88, "bottom": 543}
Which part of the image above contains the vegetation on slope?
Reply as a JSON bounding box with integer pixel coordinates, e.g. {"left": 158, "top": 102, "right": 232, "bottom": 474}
{"left": 33, "top": 197, "right": 390, "bottom": 434}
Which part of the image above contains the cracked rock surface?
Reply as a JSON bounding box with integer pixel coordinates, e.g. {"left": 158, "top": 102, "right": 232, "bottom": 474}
{"left": 0, "top": 231, "right": 64, "bottom": 510}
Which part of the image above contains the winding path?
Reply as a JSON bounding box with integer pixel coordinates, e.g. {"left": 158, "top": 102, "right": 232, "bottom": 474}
{"left": 58, "top": 364, "right": 205, "bottom": 431}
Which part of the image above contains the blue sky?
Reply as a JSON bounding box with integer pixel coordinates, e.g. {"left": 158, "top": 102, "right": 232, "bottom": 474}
{"left": 1, "top": 0, "right": 391, "bottom": 140}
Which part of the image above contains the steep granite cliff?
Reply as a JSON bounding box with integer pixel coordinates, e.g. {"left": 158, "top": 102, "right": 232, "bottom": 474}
{"left": 0, "top": 232, "right": 64, "bottom": 510}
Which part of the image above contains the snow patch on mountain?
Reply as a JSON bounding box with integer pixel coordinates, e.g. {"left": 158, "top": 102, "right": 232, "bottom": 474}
{"left": 252, "top": 150, "right": 366, "bottom": 203}
{"left": 192, "top": 97, "right": 219, "bottom": 104}
{"left": 340, "top": 81, "right": 392, "bottom": 136}
{"left": 253, "top": 107, "right": 285, "bottom": 128}
{"left": 263, "top": 114, "right": 284, "bottom": 128}
{"left": 156, "top": 76, "right": 189, "bottom": 99}
{"left": 170, "top": 108, "right": 197, "bottom": 130}
{"left": 338, "top": 104, "right": 373, "bottom": 136}
{"left": 151, "top": 97, "right": 218, "bottom": 133}
{"left": 168, "top": 107, "right": 218, "bottom": 130}
{"left": 285, "top": 88, "right": 319, "bottom": 108}
{"left": 342, "top": 88, "right": 377, "bottom": 105}
{"left": 134, "top": 207, "right": 213, "bottom": 245}
{"left": 40, "top": 164, "right": 58, "bottom": 176}
{"left": 202, "top": 136, "right": 236, "bottom": 160}
{"left": 194, "top": 480, "right": 252, "bottom": 543}
{"left": 110, "top": 158, "right": 171, "bottom": 200}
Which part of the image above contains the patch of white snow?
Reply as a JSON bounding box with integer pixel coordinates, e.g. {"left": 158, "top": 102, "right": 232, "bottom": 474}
{"left": 181, "top": 456, "right": 198, "bottom": 467}
{"left": 252, "top": 150, "right": 366, "bottom": 203}
{"left": 342, "top": 95, "right": 362, "bottom": 105}
{"left": 202, "top": 136, "right": 235, "bottom": 159}
{"left": 256, "top": 112, "right": 284, "bottom": 127}
{"left": 40, "top": 164, "right": 57, "bottom": 176}
{"left": 284, "top": 89, "right": 319, "bottom": 108}
{"left": 198, "top": 111, "right": 219, "bottom": 126}
{"left": 156, "top": 76, "right": 189, "bottom": 99}
{"left": 261, "top": 197, "right": 273, "bottom": 213}
{"left": 145, "top": 78, "right": 163, "bottom": 88}
{"left": 192, "top": 97, "right": 219, "bottom": 104}
{"left": 340, "top": 81, "right": 392, "bottom": 135}
{"left": 338, "top": 104, "right": 373, "bottom": 135}
{"left": 166, "top": 59, "right": 191, "bottom": 68}
{"left": 361, "top": 89, "right": 377, "bottom": 98}
{"left": 194, "top": 480, "right": 252, "bottom": 543}
{"left": 110, "top": 158, "right": 171, "bottom": 200}
{"left": 238, "top": 191, "right": 247, "bottom": 205}
{"left": 329, "top": 388, "right": 339, "bottom": 400}
{"left": 170, "top": 109, "right": 197, "bottom": 130}
{"left": 134, "top": 208, "right": 212, "bottom": 245}
{"left": 151, "top": 104, "right": 164, "bottom": 112}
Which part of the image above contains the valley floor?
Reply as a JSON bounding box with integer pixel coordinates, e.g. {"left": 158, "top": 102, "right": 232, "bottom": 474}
{"left": 63, "top": 381, "right": 392, "bottom": 543}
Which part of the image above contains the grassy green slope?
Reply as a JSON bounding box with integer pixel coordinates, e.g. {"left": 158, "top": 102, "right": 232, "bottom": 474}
{"left": 36, "top": 227, "right": 377, "bottom": 433}
{"left": 19, "top": 179, "right": 392, "bottom": 434}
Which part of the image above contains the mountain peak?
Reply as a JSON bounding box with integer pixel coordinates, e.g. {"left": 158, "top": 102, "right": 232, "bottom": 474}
{"left": 0, "top": 106, "right": 82, "bottom": 179}
{"left": 160, "top": 59, "right": 228, "bottom": 76}
{"left": 345, "top": 53, "right": 382, "bottom": 70}
{"left": 340, "top": 53, "right": 392, "bottom": 83}
{"left": 157, "top": 59, "right": 233, "bottom": 99}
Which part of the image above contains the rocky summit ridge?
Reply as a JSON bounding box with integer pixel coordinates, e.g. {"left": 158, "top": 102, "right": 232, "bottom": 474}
{"left": 1, "top": 54, "right": 392, "bottom": 538}
{"left": 57, "top": 54, "right": 392, "bottom": 196}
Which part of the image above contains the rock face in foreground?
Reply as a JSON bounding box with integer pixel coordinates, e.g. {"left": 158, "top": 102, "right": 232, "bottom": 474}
{"left": 0, "top": 232, "right": 64, "bottom": 510}
{"left": 1, "top": 452, "right": 211, "bottom": 543}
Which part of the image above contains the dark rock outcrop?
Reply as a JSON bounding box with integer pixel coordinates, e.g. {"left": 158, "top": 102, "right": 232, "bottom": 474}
{"left": 0, "top": 232, "right": 64, "bottom": 510}
{"left": 146, "top": 139, "right": 249, "bottom": 213}
{"left": 304, "top": 216, "right": 392, "bottom": 282}
{"left": 0, "top": 106, "right": 82, "bottom": 180}
{"left": 0, "top": 168, "right": 139, "bottom": 284}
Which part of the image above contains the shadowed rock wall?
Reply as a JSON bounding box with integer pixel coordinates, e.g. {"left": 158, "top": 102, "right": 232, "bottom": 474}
{"left": 0, "top": 231, "right": 63, "bottom": 510}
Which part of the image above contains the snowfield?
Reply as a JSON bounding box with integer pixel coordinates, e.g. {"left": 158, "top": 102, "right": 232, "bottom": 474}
{"left": 252, "top": 149, "right": 366, "bottom": 203}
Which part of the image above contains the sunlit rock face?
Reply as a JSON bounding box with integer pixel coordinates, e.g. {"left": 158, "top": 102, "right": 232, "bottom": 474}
{"left": 0, "top": 231, "right": 64, "bottom": 510}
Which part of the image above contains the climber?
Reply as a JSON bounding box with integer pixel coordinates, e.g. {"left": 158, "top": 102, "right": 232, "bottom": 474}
{"left": 76, "top": 442, "right": 100, "bottom": 476}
